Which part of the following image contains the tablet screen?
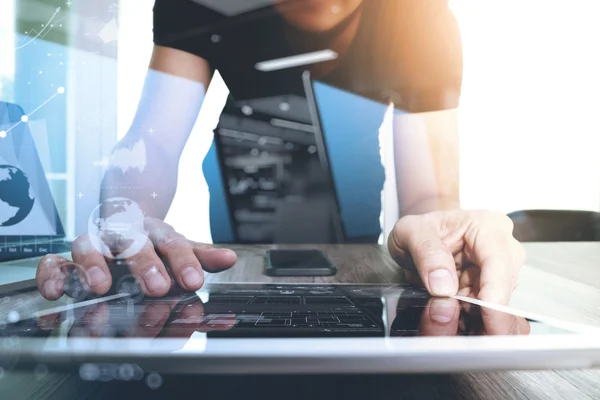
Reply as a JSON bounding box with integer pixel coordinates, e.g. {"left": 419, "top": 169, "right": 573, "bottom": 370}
{"left": 0, "top": 284, "right": 574, "bottom": 340}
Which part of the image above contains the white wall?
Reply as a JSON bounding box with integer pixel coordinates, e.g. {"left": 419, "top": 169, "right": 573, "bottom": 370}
{"left": 117, "top": 0, "right": 600, "bottom": 243}
{"left": 451, "top": 0, "right": 600, "bottom": 213}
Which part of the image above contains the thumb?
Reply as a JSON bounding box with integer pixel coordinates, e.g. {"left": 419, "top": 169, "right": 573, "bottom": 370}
{"left": 390, "top": 217, "right": 458, "bottom": 297}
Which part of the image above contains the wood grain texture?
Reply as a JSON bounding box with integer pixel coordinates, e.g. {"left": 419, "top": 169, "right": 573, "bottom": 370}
{"left": 2, "top": 242, "right": 600, "bottom": 400}
{"left": 205, "top": 244, "right": 403, "bottom": 285}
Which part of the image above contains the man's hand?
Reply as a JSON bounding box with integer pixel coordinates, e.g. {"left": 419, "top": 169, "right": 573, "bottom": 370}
{"left": 387, "top": 210, "right": 525, "bottom": 305}
{"left": 36, "top": 218, "right": 237, "bottom": 300}
{"left": 36, "top": 296, "right": 236, "bottom": 338}
{"left": 418, "top": 297, "right": 530, "bottom": 336}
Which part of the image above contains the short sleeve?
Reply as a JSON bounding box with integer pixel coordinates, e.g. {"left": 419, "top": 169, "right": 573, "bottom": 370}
{"left": 395, "top": 1, "right": 463, "bottom": 112}
{"left": 153, "top": 0, "right": 225, "bottom": 59}
{"left": 372, "top": 0, "right": 464, "bottom": 113}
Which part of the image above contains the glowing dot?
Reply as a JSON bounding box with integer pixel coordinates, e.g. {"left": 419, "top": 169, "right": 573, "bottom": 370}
{"left": 7, "top": 311, "right": 19, "bottom": 323}
{"left": 146, "top": 372, "right": 163, "bottom": 390}
{"left": 241, "top": 105, "right": 253, "bottom": 116}
{"left": 308, "top": 145, "right": 317, "bottom": 154}
{"left": 258, "top": 137, "right": 267, "bottom": 146}
{"left": 80, "top": 364, "right": 100, "bottom": 381}
{"left": 21, "top": 115, "right": 29, "bottom": 123}
{"left": 59, "top": 24, "right": 63, "bottom": 27}
{"left": 59, "top": 62, "right": 63, "bottom": 65}
{"left": 47, "top": 53, "right": 51, "bottom": 56}
{"left": 118, "top": 364, "right": 135, "bottom": 381}
{"left": 41, "top": 24, "right": 45, "bottom": 27}
{"left": 57, "top": 86, "right": 65, "bottom": 94}
{"left": 210, "top": 34, "right": 221, "bottom": 43}
{"left": 279, "top": 102, "right": 290, "bottom": 112}
{"left": 39, "top": 70, "right": 43, "bottom": 74}
{"left": 0, "top": 131, "right": 6, "bottom": 139}
{"left": 132, "top": 364, "right": 144, "bottom": 380}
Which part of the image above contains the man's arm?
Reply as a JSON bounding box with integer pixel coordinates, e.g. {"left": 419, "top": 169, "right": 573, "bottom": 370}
{"left": 100, "top": 45, "right": 212, "bottom": 219}
{"left": 393, "top": 108, "right": 460, "bottom": 216}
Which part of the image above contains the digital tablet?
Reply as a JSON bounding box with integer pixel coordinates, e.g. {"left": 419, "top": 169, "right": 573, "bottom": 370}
{"left": 1, "top": 282, "right": 600, "bottom": 375}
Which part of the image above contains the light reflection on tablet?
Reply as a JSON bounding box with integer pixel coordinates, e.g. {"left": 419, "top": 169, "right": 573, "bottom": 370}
{"left": 0, "top": 284, "right": 576, "bottom": 342}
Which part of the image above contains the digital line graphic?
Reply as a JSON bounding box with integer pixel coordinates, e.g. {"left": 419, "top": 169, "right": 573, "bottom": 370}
{"left": 0, "top": 87, "right": 65, "bottom": 138}
{"left": 15, "top": 7, "right": 62, "bottom": 51}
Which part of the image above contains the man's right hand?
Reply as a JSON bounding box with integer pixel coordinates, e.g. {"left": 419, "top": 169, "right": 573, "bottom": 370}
{"left": 36, "top": 218, "right": 237, "bottom": 300}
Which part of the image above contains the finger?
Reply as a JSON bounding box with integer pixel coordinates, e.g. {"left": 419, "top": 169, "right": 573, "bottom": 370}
{"left": 181, "top": 302, "right": 236, "bottom": 333}
{"left": 127, "top": 303, "right": 173, "bottom": 338}
{"left": 457, "top": 265, "right": 480, "bottom": 298}
{"left": 191, "top": 243, "right": 237, "bottom": 273}
{"left": 71, "top": 234, "right": 112, "bottom": 295}
{"left": 36, "top": 255, "right": 67, "bottom": 300}
{"left": 82, "top": 302, "right": 111, "bottom": 337}
{"left": 420, "top": 298, "right": 460, "bottom": 336}
{"left": 124, "top": 239, "right": 172, "bottom": 297}
{"left": 36, "top": 255, "right": 89, "bottom": 300}
{"left": 470, "top": 232, "right": 525, "bottom": 305}
{"left": 146, "top": 220, "right": 205, "bottom": 291}
{"left": 163, "top": 302, "right": 206, "bottom": 337}
{"left": 479, "top": 306, "right": 530, "bottom": 335}
{"left": 37, "top": 313, "right": 62, "bottom": 330}
{"left": 389, "top": 216, "right": 458, "bottom": 297}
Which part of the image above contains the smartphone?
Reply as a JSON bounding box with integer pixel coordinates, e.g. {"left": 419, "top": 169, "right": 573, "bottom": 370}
{"left": 264, "top": 249, "right": 337, "bottom": 277}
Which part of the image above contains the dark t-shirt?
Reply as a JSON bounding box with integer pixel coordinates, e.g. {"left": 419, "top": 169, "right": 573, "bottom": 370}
{"left": 152, "top": 0, "right": 463, "bottom": 243}
{"left": 153, "top": 0, "right": 462, "bottom": 111}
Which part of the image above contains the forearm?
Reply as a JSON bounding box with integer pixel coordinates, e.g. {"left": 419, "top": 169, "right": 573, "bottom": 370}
{"left": 98, "top": 59, "right": 208, "bottom": 220}
{"left": 99, "top": 135, "right": 179, "bottom": 220}
{"left": 393, "top": 108, "right": 460, "bottom": 217}
{"left": 400, "top": 195, "right": 460, "bottom": 216}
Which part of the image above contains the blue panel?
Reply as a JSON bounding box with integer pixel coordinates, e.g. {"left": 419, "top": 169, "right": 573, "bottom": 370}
{"left": 202, "top": 140, "right": 235, "bottom": 243}
{"left": 312, "top": 81, "right": 387, "bottom": 239}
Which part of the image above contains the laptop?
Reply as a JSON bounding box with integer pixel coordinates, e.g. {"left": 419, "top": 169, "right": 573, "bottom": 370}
{"left": 0, "top": 101, "right": 71, "bottom": 262}
{"left": 1, "top": 281, "right": 600, "bottom": 374}
{"left": 303, "top": 70, "right": 407, "bottom": 244}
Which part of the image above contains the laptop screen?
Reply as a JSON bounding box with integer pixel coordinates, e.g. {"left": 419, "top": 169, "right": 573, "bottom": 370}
{"left": 0, "top": 102, "right": 64, "bottom": 239}
{"left": 309, "top": 80, "right": 390, "bottom": 241}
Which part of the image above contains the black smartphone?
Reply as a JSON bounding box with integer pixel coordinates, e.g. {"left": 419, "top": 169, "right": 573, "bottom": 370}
{"left": 264, "top": 249, "right": 337, "bottom": 277}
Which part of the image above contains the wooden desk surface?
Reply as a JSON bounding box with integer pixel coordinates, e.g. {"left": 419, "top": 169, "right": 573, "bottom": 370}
{"left": 2, "top": 242, "right": 600, "bottom": 400}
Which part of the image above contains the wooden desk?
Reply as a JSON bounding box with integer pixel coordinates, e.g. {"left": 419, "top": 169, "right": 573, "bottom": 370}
{"left": 2, "top": 242, "right": 600, "bottom": 400}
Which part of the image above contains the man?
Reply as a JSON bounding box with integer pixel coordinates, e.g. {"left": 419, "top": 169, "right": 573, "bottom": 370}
{"left": 36, "top": 0, "right": 524, "bottom": 306}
